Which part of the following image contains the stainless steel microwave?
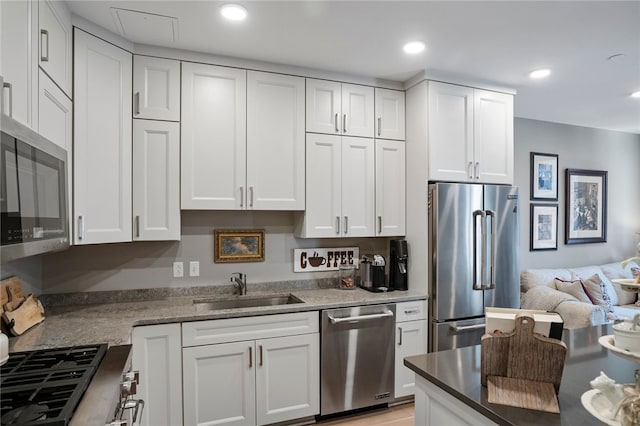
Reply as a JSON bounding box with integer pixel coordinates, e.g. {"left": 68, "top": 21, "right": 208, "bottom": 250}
{"left": 1, "top": 113, "right": 69, "bottom": 263}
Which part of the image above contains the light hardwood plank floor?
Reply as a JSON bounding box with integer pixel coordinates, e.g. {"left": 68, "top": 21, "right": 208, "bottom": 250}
{"left": 317, "top": 403, "right": 415, "bottom": 426}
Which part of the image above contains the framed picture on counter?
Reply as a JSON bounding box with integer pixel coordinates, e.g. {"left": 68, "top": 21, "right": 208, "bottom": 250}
{"left": 565, "top": 169, "right": 608, "bottom": 245}
{"left": 530, "top": 152, "right": 559, "bottom": 201}
{"left": 530, "top": 204, "right": 558, "bottom": 251}
{"left": 214, "top": 229, "right": 265, "bottom": 263}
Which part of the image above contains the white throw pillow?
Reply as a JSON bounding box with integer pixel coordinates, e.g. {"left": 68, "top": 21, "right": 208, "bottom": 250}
{"left": 554, "top": 278, "right": 592, "bottom": 304}
{"left": 578, "top": 273, "right": 614, "bottom": 313}
{"left": 570, "top": 266, "right": 619, "bottom": 306}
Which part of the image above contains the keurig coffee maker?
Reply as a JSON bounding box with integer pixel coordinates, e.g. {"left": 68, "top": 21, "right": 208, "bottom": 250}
{"left": 389, "top": 240, "right": 408, "bottom": 291}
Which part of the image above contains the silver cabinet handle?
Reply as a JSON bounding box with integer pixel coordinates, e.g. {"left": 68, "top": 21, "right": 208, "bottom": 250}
{"left": 3, "top": 82, "right": 12, "bottom": 117}
{"left": 468, "top": 161, "right": 473, "bottom": 179}
{"left": 249, "top": 186, "right": 254, "bottom": 208}
{"left": 135, "top": 216, "right": 140, "bottom": 238}
{"left": 40, "top": 29, "right": 49, "bottom": 62}
{"left": 249, "top": 346, "right": 252, "bottom": 367}
{"left": 404, "top": 308, "right": 419, "bottom": 315}
{"left": 328, "top": 310, "right": 394, "bottom": 324}
{"left": 78, "top": 215, "right": 85, "bottom": 240}
{"left": 336, "top": 216, "right": 340, "bottom": 235}
{"left": 344, "top": 216, "right": 348, "bottom": 234}
{"left": 377, "top": 216, "right": 382, "bottom": 234}
{"left": 343, "top": 114, "right": 347, "bottom": 133}
{"left": 259, "top": 345, "right": 263, "bottom": 366}
{"left": 240, "top": 186, "right": 244, "bottom": 208}
{"left": 377, "top": 117, "right": 381, "bottom": 136}
{"left": 475, "top": 162, "right": 480, "bottom": 180}
{"left": 449, "top": 323, "right": 485, "bottom": 333}
{"left": 134, "top": 92, "right": 141, "bottom": 115}
{"left": 334, "top": 113, "right": 339, "bottom": 132}
{"left": 398, "top": 327, "right": 403, "bottom": 346}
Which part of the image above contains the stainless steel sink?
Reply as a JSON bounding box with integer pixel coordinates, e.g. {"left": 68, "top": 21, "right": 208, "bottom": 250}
{"left": 193, "top": 294, "right": 304, "bottom": 311}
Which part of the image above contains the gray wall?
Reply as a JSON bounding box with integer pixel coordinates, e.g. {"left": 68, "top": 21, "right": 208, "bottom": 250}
{"left": 3, "top": 118, "right": 639, "bottom": 294}
{"left": 514, "top": 118, "right": 640, "bottom": 270}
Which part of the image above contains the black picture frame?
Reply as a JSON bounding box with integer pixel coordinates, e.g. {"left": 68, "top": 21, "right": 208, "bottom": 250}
{"left": 530, "top": 152, "right": 559, "bottom": 201}
{"left": 530, "top": 204, "right": 558, "bottom": 251}
{"left": 565, "top": 169, "right": 608, "bottom": 244}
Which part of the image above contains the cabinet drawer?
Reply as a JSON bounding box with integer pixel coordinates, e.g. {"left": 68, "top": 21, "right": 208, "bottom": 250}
{"left": 182, "top": 311, "right": 319, "bottom": 347}
{"left": 396, "top": 300, "right": 427, "bottom": 322}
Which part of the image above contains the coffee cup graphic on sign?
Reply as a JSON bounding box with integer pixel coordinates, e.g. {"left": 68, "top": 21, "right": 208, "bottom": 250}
{"left": 308, "top": 252, "right": 327, "bottom": 267}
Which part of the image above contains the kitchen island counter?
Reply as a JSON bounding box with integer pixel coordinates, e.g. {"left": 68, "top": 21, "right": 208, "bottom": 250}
{"left": 404, "top": 324, "right": 637, "bottom": 425}
{"left": 8, "top": 287, "right": 426, "bottom": 352}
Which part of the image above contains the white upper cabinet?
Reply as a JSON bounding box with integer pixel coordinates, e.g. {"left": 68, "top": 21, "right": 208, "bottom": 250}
{"left": 247, "top": 71, "right": 305, "bottom": 210}
{"left": 341, "top": 137, "right": 375, "bottom": 237}
{"left": 74, "top": 29, "right": 132, "bottom": 244}
{"left": 306, "top": 78, "right": 374, "bottom": 138}
{"left": 133, "top": 120, "right": 181, "bottom": 241}
{"left": 375, "top": 88, "right": 405, "bottom": 140}
{"left": 1, "top": 0, "right": 38, "bottom": 128}
{"left": 181, "top": 62, "right": 246, "bottom": 209}
{"left": 133, "top": 55, "right": 180, "bottom": 121}
{"left": 375, "top": 139, "right": 406, "bottom": 236}
{"left": 473, "top": 89, "right": 514, "bottom": 184}
{"left": 38, "top": 0, "right": 72, "bottom": 97}
{"left": 427, "top": 81, "right": 513, "bottom": 184}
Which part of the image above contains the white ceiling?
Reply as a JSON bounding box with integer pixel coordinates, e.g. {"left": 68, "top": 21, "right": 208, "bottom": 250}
{"left": 68, "top": 0, "right": 640, "bottom": 134}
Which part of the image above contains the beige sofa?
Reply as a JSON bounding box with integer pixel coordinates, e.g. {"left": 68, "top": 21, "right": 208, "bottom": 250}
{"left": 520, "top": 261, "right": 639, "bottom": 329}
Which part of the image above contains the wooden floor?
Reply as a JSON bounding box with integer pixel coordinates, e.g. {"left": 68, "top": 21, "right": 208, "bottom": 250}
{"left": 316, "top": 403, "right": 414, "bottom": 426}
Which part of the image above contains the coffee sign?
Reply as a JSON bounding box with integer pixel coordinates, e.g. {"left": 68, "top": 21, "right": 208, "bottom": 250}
{"left": 293, "top": 247, "right": 359, "bottom": 272}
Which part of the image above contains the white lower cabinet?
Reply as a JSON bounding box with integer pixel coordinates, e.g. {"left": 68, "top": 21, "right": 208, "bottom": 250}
{"left": 395, "top": 301, "right": 427, "bottom": 398}
{"left": 131, "top": 323, "right": 183, "bottom": 426}
{"left": 182, "top": 312, "right": 320, "bottom": 426}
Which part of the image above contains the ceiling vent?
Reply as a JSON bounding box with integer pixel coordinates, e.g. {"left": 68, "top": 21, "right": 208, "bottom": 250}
{"left": 111, "top": 8, "right": 179, "bottom": 45}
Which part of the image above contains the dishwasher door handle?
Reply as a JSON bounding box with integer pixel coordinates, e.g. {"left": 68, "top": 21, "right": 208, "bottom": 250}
{"left": 328, "top": 310, "right": 394, "bottom": 324}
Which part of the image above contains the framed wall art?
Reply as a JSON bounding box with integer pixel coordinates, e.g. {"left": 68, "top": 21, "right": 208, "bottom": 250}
{"left": 565, "top": 169, "right": 607, "bottom": 244}
{"left": 530, "top": 152, "right": 559, "bottom": 201}
{"left": 530, "top": 204, "right": 558, "bottom": 251}
{"left": 214, "top": 229, "right": 265, "bottom": 263}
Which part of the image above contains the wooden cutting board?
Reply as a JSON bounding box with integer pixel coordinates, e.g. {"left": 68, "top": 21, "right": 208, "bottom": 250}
{"left": 2, "top": 294, "right": 45, "bottom": 336}
{"left": 481, "top": 314, "right": 567, "bottom": 394}
{"left": 487, "top": 376, "right": 560, "bottom": 413}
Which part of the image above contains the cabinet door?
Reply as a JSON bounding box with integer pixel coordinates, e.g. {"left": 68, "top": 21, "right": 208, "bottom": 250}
{"left": 183, "top": 341, "right": 256, "bottom": 426}
{"left": 395, "top": 319, "right": 427, "bottom": 398}
{"left": 342, "top": 83, "right": 374, "bottom": 138}
{"left": 375, "top": 88, "right": 405, "bottom": 140}
{"left": 303, "top": 134, "right": 342, "bottom": 237}
{"left": 375, "top": 140, "right": 406, "bottom": 236}
{"left": 74, "top": 29, "right": 132, "bottom": 244}
{"left": 341, "top": 137, "right": 374, "bottom": 237}
{"left": 133, "top": 55, "right": 180, "bottom": 121}
{"left": 132, "top": 120, "right": 180, "bottom": 241}
{"left": 427, "top": 81, "right": 474, "bottom": 182}
{"left": 474, "top": 90, "right": 514, "bottom": 184}
{"left": 247, "top": 71, "right": 305, "bottom": 210}
{"left": 1, "top": 0, "right": 38, "bottom": 128}
{"left": 132, "top": 324, "right": 183, "bottom": 426}
{"left": 256, "top": 334, "right": 319, "bottom": 425}
{"left": 38, "top": 70, "right": 72, "bottom": 241}
{"left": 181, "top": 62, "right": 246, "bottom": 209}
{"left": 38, "top": 0, "right": 72, "bottom": 97}
{"left": 306, "top": 78, "right": 341, "bottom": 135}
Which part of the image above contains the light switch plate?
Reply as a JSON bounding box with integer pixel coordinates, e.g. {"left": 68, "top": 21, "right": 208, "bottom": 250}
{"left": 189, "top": 261, "right": 200, "bottom": 277}
{"left": 173, "top": 261, "right": 184, "bottom": 278}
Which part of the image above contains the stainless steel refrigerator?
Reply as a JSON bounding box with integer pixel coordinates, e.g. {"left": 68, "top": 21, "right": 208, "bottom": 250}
{"left": 428, "top": 182, "right": 520, "bottom": 352}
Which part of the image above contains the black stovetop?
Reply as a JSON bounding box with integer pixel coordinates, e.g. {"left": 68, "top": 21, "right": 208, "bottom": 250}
{"left": 0, "top": 344, "right": 107, "bottom": 426}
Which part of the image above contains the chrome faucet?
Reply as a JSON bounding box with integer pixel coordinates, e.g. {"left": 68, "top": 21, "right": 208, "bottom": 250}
{"left": 230, "top": 272, "right": 247, "bottom": 295}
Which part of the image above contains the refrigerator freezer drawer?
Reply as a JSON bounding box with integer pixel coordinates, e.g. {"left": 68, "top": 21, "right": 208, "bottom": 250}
{"left": 430, "top": 318, "right": 486, "bottom": 352}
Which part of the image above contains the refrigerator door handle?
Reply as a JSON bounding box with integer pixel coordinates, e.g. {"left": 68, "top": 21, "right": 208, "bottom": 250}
{"left": 472, "top": 210, "right": 485, "bottom": 290}
{"left": 449, "top": 323, "right": 486, "bottom": 333}
{"left": 485, "top": 210, "right": 496, "bottom": 290}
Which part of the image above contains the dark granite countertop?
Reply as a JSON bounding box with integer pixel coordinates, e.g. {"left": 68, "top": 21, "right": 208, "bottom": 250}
{"left": 404, "top": 324, "right": 638, "bottom": 426}
{"left": 8, "top": 287, "right": 426, "bottom": 352}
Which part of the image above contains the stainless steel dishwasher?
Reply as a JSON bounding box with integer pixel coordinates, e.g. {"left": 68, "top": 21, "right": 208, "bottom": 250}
{"left": 320, "top": 304, "right": 396, "bottom": 416}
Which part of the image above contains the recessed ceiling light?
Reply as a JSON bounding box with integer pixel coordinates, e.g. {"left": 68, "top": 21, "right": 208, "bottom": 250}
{"left": 631, "top": 90, "right": 640, "bottom": 98}
{"left": 221, "top": 4, "right": 247, "bottom": 21}
{"left": 529, "top": 69, "right": 551, "bottom": 79}
{"left": 403, "top": 41, "right": 425, "bottom": 55}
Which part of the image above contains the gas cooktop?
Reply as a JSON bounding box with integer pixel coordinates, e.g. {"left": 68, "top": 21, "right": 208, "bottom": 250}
{"left": 0, "top": 344, "right": 107, "bottom": 426}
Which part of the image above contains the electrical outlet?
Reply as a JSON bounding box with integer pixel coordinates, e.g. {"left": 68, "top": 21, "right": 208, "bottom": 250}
{"left": 189, "top": 261, "right": 200, "bottom": 277}
{"left": 173, "top": 261, "right": 184, "bottom": 278}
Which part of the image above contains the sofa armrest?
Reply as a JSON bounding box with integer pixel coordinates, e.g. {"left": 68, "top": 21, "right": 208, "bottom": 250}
{"left": 520, "top": 285, "right": 606, "bottom": 329}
